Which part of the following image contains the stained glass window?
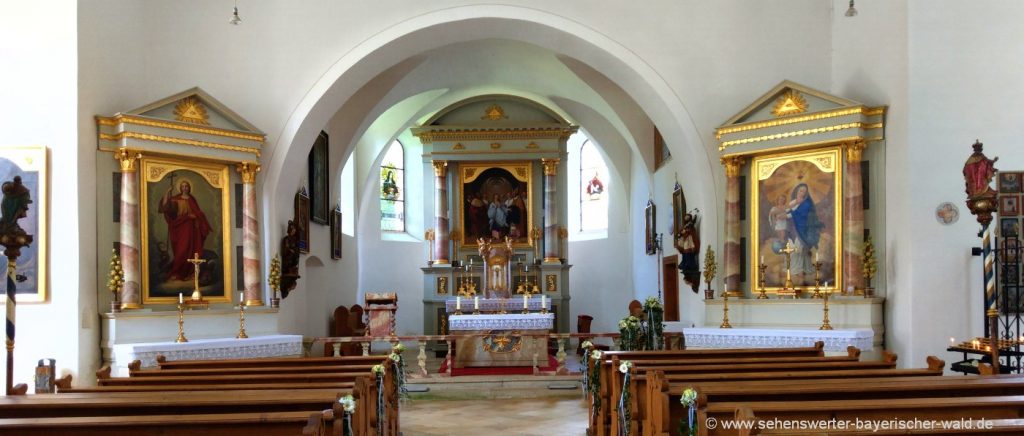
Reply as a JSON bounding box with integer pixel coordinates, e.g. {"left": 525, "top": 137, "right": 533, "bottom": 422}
{"left": 380, "top": 140, "right": 405, "bottom": 233}
{"left": 580, "top": 140, "right": 609, "bottom": 232}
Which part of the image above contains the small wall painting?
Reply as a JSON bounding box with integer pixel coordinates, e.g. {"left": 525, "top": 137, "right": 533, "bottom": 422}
{"left": 330, "top": 207, "right": 342, "bottom": 260}
{"left": 309, "top": 131, "right": 329, "bottom": 225}
{"left": 1000, "top": 195, "right": 1020, "bottom": 216}
{"left": 295, "top": 189, "right": 310, "bottom": 253}
{"left": 999, "top": 172, "right": 1022, "bottom": 193}
{"left": 1001, "top": 217, "right": 1020, "bottom": 238}
{"left": 645, "top": 199, "right": 657, "bottom": 255}
{"left": 935, "top": 202, "right": 959, "bottom": 225}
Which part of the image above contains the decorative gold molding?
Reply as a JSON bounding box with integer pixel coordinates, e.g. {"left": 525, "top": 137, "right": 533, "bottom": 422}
{"left": 771, "top": 90, "right": 808, "bottom": 117}
{"left": 114, "top": 148, "right": 142, "bottom": 172}
{"left": 720, "top": 156, "right": 746, "bottom": 177}
{"left": 718, "top": 122, "right": 877, "bottom": 150}
{"left": 100, "top": 132, "right": 261, "bottom": 157}
{"left": 719, "top": 135, "right": 884, "bottom": 160}
{"left": 432, "top": 160, "right": 448, "bottom": 177}
{"left": 526, "top": 142, "right": 539, "bottom": 149}
{"left": 558, "top": 227, "right": 568, "bottom": 239}
{"left": 452, "top": 143, "right": 465, "bottom": 150}
{"left": 715, "top": 106, "right": 886, "bottom": 140}
{"left": 490, "top": 143, "right": 502, "bottom": 149}
{"left": 236, "top": 161, "right": 261, "bottom": 184}
{"left": 414, "top": 127, "right": 577, "bottom": 143}
{"left": 481, "top": 104, "right": 508, "bottom": 121}
{"left": 844, "top": 140, "right": 867, "bottom": 162}
{"left": 541, "top": 158, "right": 560, "bottom": 176}
{"left": 173, "top": 96, "right": 210, "bottom": 125}
{"left": 97, "top": 115, "right": 265, "bottom": 142}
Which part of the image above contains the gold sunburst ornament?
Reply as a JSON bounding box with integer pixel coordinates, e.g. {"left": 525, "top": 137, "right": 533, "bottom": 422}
{"left": 173, "top": 96, "right": 210, "bottom": 125}
{"left": 771, "top": 89, "right": 808, "bottom": 117}
{"left": 481, "top": 104, "right": 508, "bottom": 121}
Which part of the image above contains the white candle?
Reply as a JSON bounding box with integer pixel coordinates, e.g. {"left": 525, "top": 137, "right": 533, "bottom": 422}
{"left": 240, "top": 292, "right": 244, "bottom": 302}
{"left": 179, "top": 293, "right": 183, "bottom": 304}
{"left": 815, "top": 252, "right": 819, "bottom": 262}
{"left": 541, "top": 295, "right": 546, "bottom": 309}
{"left": 474, "top": 296, "right": 479, "bottom": 310}
{"left": 760, "top": 256, "right": 764, "bottom": 265}
{"left": 523, "top": 294, "right": 528, "bottom": 309}
{"left": 456, "top": 296, "right": 461, "bottom": 310}
{"left": 950, "top": 337, "right": 955, "bottom": 345}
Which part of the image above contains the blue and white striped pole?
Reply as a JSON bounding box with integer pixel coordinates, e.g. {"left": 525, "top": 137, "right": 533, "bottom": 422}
{"left": 5, "top": 258, "right": 15, "bottom": 395}
{"left": 982, "top": 222, "right": 1000, "bottom": 372}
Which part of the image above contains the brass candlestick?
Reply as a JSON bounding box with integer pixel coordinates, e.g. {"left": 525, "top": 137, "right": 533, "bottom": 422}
{"left": 757, "top": 263, "right": 768, "bottom": 299}
{"left": 175, "top": 303, "right": 188, "bottom": 343}
{"left": 820, "top": 289, "right": 833, "bottom": 330}
{"left": 236, "top": 301, "right": 248, "bottom": 339}
{"left": 811, "top": 260, "right": 824, "bottom": 299}
{"left": 720, "top": 289, "right": 733, "bottom": 328}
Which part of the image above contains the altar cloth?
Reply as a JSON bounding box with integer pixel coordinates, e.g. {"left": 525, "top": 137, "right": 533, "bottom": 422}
{"left": 112, "top": 334, "right": 304, "bottom": 368}
{"left": 449, "top": 313, "right": 554, "bottom": 330}
{"left": 678, "top": 327, "right": 873, "bottom": 352}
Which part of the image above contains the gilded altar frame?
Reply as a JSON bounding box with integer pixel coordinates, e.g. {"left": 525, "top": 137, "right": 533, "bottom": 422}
{"left": 751, "top": 147, "right": 843, "bottom": 294}
{"left": 456, "top": 161, "right": 534, "bottom": 248}
{"left": 140, "top": 156, "right": 232, "bottom": 304}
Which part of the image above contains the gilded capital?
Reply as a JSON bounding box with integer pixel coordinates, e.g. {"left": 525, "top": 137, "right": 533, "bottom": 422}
{"left": 541, "top": 158, "right": 560, "bottom": 176}
{"left": 845, "top": 140, "right": 867, "bottom": 162}
{"left": 236, "top": 162, "right": 261, "bottom": 184}
{"left": 432, "top": 160, "right": 448, "bottom": 177}
{"left": 720, "top": 156, "right": 746, "bottom": 178}
{"left": 114, "top": 148, "right": 141, "bottom": 172}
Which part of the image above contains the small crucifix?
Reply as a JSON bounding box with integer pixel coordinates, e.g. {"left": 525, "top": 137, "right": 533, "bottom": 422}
{"left": 187, "top": 252, "right": 206, "bottom": 301}
{"left": 779, "top": 241, "right": 796, "bottom": 290}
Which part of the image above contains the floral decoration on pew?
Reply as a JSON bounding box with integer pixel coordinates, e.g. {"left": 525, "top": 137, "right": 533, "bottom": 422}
{"left": 338, "top": 395, "right": 356, "bottom": 436}
{"left": 390, "top": 343, "right": 408, "bottom": 400}
{"left": 371, "top": 364, "right": 386, "bottom": 435}
{"left": 618, "top": 315, "right": 643, "bottom": 351}
{"left": 643, "top": 297, "right": 665, "bottom": 350}
{"left": 679, "top": 387, "right": 698, "bottom": 436}
{"left": 618, "top": 360, "right": 634, "bottom": 436}
{"left": 580, "top": 340, "right": 594, "bottom": 393}
{"left": 589, "top": 349, "right": 603, "bottom": 417}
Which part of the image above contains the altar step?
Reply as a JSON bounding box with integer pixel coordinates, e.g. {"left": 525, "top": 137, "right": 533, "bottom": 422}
{"left": 406, "top": 374, "right": 582, "bottom": 400}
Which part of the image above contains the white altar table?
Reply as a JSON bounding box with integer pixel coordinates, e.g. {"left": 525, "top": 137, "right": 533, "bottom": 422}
{"left": 679, "top": 327, "right": 873, "bottom": 352}
{"left": 449, "top": 313, "right": 553, "bottom": 368}
{"left": 111, "top": 334, "right": 304, "bottom": 372}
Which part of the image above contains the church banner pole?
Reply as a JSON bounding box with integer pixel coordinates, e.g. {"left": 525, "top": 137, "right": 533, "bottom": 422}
{"left": 0, "top": 176, "right": 34, "bottom": 395}
{"left": 963, "top": 140, "right": 999, "bottom": 373}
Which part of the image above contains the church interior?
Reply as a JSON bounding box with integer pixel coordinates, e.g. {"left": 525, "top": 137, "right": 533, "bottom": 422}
{"left": 4, "top": 1, "right": 1024, "bottom": 434}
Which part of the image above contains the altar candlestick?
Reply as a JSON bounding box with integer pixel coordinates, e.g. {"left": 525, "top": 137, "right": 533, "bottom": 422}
{"left": 541, "top": 295, "right": 546, "bottom": 309}
{"left": 179, "top": 293, "right": 183, "bottom": 304}
{"left": 456, "top": 296, "right": 461, "bottom": 311}
{"left": 239, "top": 292, "right": 244, "bottom": 302}
{"left": 523, "top": 294, "right": 528, "bottom": 309}
{"left": 474, "top": 296, "right": 479, "bottom": 310}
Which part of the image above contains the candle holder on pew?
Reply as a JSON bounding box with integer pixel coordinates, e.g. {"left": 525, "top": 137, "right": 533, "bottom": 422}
{"left": 757, "top": 262, "right": 768, "bottom": 299}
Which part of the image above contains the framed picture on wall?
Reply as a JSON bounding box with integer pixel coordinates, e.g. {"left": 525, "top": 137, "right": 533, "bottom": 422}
{"left": 139, "top": 156, "right": 232, "bottom": 304}
{"left": 457, "top": 161, "right": 533, "bottom": 247}
{"left": 1000, "top": 195, "right": 1020, "bottom": 216}
{"left": 295, "top": 188, "right": 310, "bottom": 253}
{"left": 0, "top": 146, "right": 48, "bottom": 303}
{"left": 309, "top": 131, "right": 329, "bottom": 225}
{"left": 645, "top": 199, "right": 657, "bottom": 255}
{"left": 671, "top": 182, "right": 686, "bottom": 238}
{"left": 330, "top": 206, "right": 342, "bottom": 260}
{"left": 999, "top": 172, "right": 1022, "bottom": 194}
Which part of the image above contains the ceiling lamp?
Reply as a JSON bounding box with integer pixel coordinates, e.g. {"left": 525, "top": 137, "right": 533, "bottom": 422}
{"left": 229, "top": 1, "right": 242, "bottom": 25}
{"left": 845, "top": 0, "right": 858, "bottom": 17}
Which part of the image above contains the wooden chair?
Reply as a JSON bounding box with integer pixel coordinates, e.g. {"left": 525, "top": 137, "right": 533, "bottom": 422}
{"left": 350, "top": 304, "right": 366, "bottom": 335}
{"left": 333, "top": 306, "right": 352, "bottom": 337}
{"left": 577, "top": 314, "right": 610, "bottom": 355}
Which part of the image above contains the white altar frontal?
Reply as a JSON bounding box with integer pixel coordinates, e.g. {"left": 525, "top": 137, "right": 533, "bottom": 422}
{"left": 449, "top": 313, "right": 553, "bottom": 368}
{"left": 679, "top": 327, "right": 872, "bottom": 352}
{"left": 111, "top": 335, "right": 303, "bottom": 375}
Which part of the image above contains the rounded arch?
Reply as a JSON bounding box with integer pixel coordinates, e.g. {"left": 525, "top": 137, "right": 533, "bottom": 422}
{"left": 263, "top": 5, "right": 718, "bottom": 254}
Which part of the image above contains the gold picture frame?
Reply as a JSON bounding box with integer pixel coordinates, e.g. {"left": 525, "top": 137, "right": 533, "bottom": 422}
{"left": 0, "top": 146, "right": 48, "bottom": 303}
{"left": 457, "top": 161, "right": 533, "bottom": 248}
{"left": 140, "top": 157, "right": 232, "bottom": 304}
{"left": 751, "top": 147, "right": 843, "bottom": 293}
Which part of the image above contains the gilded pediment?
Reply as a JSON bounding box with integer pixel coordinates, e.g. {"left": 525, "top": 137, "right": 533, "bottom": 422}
{"left": 124, "top": 87, "right": 263, "bottom": 135}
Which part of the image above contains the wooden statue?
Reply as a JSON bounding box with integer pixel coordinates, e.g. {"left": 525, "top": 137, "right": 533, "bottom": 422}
{"left": 963, "top": 140, "right": 998, "bottom": 225}
{"left": 1, "top": 176, "right": 33, "bottom": 396}
{"left": 674, "top": 211, "right": 701, "bottom": 293}
{"left": 279, "top": 220, "right": 301, "bottom": 298}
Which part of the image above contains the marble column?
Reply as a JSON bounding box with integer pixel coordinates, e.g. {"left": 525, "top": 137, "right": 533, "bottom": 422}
{"left": 237, "top": 162, "right": 264, "bottom": 306}
{"left": 542, "top": 158, "right": 560, "bottom": 263}
{"left": 721, "top": 156, "right": 745, "bottom": 294}
{"left": 115, "top": 148, "right": 142, "bottom": 310}
{"left": 432, "top": 161, "right": 450, "bottom": 265}
{"left": 843, "top": 140, "right": 866, "bottom": 293}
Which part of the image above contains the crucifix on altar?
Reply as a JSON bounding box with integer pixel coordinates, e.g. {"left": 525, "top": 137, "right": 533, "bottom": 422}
{"left": 187, "top": 252, "right": 206, "bottom": 301}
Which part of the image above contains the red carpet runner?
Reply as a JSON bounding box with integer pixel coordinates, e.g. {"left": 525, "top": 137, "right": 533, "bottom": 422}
{"left": 438, "top": 355, "right": 559, "bottom": 376}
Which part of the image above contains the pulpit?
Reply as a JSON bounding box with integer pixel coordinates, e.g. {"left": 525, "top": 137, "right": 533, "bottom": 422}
{"left": 364, "top": 292, "right": 397, "bottom": 337}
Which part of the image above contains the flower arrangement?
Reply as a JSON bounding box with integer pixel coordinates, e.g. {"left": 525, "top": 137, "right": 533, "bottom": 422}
{"left": 679, "top": 387, "right": 698, "bottom": 436}
{"left": 371, "top": 364, "right": 385, "bottom": 375}
{"left": 618, "top": 360, "right": 635, "bottom": 435}
{"left": 703, "top": 246, "right": 716, "bottom": 293}
{"left": 107, "top": 249, "right": 124, "bottom": 296}
{"left": 392, "top": 343, "right": 406, "bottom": 353}
{"left": 862, "top": 235, "right": 877, "bottom": 294}
{"left": 588, "top": 349, "right": 603, "bottom": 415}
{"left": 581, "top": 340, "right": 593, "bottom": 350}
{"left": 338, "top": 395, "right": 356, "bottom": 413}
{"left": 618, "top": 360, "right": 633, "bottom": 374}
{"left": 618, "top": 315, "right": 642, "bottom": 351}
{"left": 643, "top": 297, "right": 662, "bottom": 311}
{"left": 643, "top": 297, "right": 665, "bottom": 350}
{"left": 389, "top": 344, "right": 408, "bottom": 400}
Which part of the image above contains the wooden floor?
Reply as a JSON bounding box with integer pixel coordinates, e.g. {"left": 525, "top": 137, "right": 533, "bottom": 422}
{"left": 401, "top": 397, "right": 588, "bottom": 435}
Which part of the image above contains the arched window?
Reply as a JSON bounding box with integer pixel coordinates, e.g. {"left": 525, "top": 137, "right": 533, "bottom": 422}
{"left": 380, "top": 140, "right": 405, "bottom": 233}
{"left": 579, "top": 140, "right": 609, "bottom": 232}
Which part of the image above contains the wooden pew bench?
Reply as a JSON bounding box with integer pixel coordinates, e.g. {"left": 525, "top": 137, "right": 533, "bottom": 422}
{"left": 154, "top": 354, "right": 387, "bottom": 369}
{"left": 130, "top": 364, "right": 377, "bottom": 377}
{"left": 0, "top": 411, "right": 336, "bottom": 436}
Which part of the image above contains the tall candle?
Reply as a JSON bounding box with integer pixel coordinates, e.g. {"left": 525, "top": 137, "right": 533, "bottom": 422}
{"left": 179, "top": 293, "right": 183, "bottom": 304}
{"left": 523, "top": 294, "right": 528, "bottom": 309}
{"left": 456, "top": 296, "right": 461, "bottom": 310}
{"left": 541, "top": 295, "right": 546, "bottom": 309}
{"left": 815, "top": 252, "right": 819, "bottom": 262}
{"left": 760, "top": 256, "right": 764, "bottom": 265}
{"left": 474, "top": 296, "right": 479, "bottom": 310}
{"left": 240, "top": 292, "right": 244, "bottom": 302}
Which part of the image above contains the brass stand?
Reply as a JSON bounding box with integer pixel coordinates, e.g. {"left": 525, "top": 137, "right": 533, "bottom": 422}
{"left": 757, "top": 263, "right": 768, "bottom": 299}
{"left": 176, "top": 303, "right": 188, "bottom": 343}
{"left": 720, "top": 290, "right": 733, "bottom": 328}
{"left": 819, "top": 290, "right": 833, "bottom": 330}
{"left": 811, "top": 260, "right": 824, "bottom": 299}
{"left": 236, "top": 302, "right": 248, "bottom": 339}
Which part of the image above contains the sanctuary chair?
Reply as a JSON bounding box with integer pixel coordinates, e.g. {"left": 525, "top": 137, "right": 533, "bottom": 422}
{"left": 333, "top": 306, "right": 352, "bottom": 337}
{"left": 628, "top": 300, "right": 643, "bottom": 318}
{"left": 349, "top": 304, "right": 366, "bottom": 336}
{"left": 577, "top": 314, "right": 610, "bottom": 355}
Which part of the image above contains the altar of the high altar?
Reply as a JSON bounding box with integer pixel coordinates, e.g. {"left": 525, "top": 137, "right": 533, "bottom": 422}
{"left": 449, "top": 313, "right": 553, "bottom": 368}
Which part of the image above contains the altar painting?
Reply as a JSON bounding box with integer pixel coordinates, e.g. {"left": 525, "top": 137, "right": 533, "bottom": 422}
{"left": 0, "top": 147, "right": 48, "bottom": 303}
{"left": 459, "top": 162, "right": 532, "bottom": 247}
{"left": 751, "top": 147, "right": 842, "bottom": 293}
{"left": 141, "top": 157, "right": 232, "bottom": 304}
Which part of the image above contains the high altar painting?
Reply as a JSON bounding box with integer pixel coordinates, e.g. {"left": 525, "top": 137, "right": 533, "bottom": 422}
{"left": 459, "top": 162, "right": 532, "bottom": 246}
{"left": 751, "top": 147, "right": 842, "bottom": 292}
{"left": 140, "top": 157, "right": 232, "bottom": 304}
{"left": 0, "top": 147, "right": 48, "bottom": 303}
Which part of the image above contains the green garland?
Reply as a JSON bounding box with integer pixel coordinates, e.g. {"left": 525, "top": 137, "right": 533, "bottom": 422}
{"left": 390, "top": 344, "right": 408, "bottom": 400}
{"left": 618, "top": 360, "right": 634, "bottom": 436}
{"left": 589, "top": 350, "right": 603, "bottom": 417}
{"left": 643, "top": 297, "right": 665, "bottom": 350}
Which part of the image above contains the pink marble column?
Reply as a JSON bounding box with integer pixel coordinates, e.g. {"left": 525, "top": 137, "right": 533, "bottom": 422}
{"left": 721, "top": 157, "right": 745, "bottom": 294}
{"left": 432, "top": 161, "right": 450, "bottom": 265}
{"left": 237, "top": 162, "right": 263, "bottom": 305}
{"left": 843, "top": 141, "right": 866, "bottom": 293}
{"left": 542, "top": 159, "right": 560, "bottom": 263}
{"left": 115, "top": 149, "right": 142, "bottom": 309}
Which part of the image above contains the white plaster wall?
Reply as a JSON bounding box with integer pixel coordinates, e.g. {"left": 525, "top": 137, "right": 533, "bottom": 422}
{"left": 0, "top": 1, "right": 96, "bottom": 388}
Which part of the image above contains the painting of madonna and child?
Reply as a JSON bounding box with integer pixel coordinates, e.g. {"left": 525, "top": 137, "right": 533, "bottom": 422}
{"left": 461, "top": 164, "right": 532, "bottom": 246}
{"left": 753, "top": 149, "right": 841, "bottom": 291}
{"left": 142, "top": 159, "right": 232, "bottom": 304}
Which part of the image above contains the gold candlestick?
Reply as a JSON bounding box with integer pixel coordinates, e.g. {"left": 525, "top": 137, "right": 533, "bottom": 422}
{"left": 176, "top": 303, "right": 188, "bottom": 343}
{"left": 811, "top": 260, "right": 824, "bottom": 299}
{"left": 720, "top": 289, "right": 733, "bottom": 328}
{"left": 757, "top": 263, "right": 768, "bottom": 299}
{"left": 187, "top": 253, "right": 206, "bottom": 301}
{"left": 820, "top": 289, "right": 833, "bottom": 330}
{"left": 236, "top": 301, "right": 248, "bottom": 339}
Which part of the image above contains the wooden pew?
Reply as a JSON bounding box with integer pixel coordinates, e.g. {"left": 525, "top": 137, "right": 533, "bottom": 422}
{"left": 155, "top": 354, "right": 386, "bottom": 369}
{"left": 0, "top": 411, "right": 336, "bottom": 436}
{"left": 131, "top": 364, "right": 377, "bottom": 377}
